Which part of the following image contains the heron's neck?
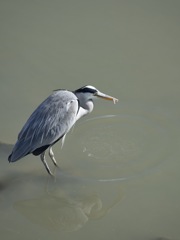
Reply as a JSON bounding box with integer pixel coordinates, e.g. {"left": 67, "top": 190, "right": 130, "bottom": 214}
{"left": 82, "top": 100, "right": 94, "bottom": 112}
{"left": 76, "top": 100, "right": 94, "bottom": 121}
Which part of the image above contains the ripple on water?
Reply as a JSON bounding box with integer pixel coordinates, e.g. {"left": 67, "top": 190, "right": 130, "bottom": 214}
{"left": 63, "top": 105, "right": 176, "bottom": 182}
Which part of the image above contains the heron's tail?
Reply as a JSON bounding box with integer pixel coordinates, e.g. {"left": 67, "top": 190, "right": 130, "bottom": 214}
{"left": 8, "top": 151, "right": 19, "bottom": 162}
{"left": 8, "top": 153, "right": 12, "bottom": 162}
{"left": 7, "top": 141, "right": 30, "bottom": 162}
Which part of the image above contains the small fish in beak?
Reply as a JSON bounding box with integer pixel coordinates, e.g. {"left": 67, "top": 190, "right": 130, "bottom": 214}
{"left": 95, "top": 91, "right": 119, "bottom": 104}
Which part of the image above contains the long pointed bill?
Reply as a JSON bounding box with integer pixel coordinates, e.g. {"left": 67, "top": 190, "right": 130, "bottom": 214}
{"left": 95, "top": 91, "right": 118, "bottom": 104}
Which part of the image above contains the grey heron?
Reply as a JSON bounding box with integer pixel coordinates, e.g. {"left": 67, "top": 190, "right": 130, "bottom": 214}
{"left": 8, "top": 85, "right": 118, "bottom": 175}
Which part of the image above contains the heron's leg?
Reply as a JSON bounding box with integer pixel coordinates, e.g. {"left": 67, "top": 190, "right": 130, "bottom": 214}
{"left": 40, "top": 152, "right": 53, "bottom": 176}
{"left": 48, "top": 147, "right": 58, "bottom": 166}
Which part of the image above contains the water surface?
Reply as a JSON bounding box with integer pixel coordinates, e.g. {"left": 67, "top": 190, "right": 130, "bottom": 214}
{"left": 0, "top": 1, "right": 180, "bottom": 240}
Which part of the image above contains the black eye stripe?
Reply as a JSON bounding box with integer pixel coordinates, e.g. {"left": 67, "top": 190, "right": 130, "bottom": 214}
{"left": 75, "top": 87, "right": 97, "bottom": 94}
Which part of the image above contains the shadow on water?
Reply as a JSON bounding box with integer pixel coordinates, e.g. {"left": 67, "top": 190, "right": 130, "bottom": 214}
{"left": 13, "top": 173, "right": 124, "bottom": 232}
{"left": 0, "top": 141, "right": 124, "bottom": 232}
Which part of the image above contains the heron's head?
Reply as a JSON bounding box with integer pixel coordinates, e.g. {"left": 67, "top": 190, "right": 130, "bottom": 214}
{"left": 74, "top": 85, "right": 118, "bottom": 104}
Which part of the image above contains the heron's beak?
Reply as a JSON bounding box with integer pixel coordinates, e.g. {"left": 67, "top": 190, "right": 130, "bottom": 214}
{"left": 95, "top": 91, "right": 118, "bottom": 104}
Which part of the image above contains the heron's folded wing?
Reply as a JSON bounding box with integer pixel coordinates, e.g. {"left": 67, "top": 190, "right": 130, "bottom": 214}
{"left": 10, "top": 91, "right": 79, "bottom": 161}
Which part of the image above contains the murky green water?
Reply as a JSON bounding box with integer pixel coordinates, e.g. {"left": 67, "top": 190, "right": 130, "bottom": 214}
{"left": 0, "top": 1, "right": 180, "bottom": 240}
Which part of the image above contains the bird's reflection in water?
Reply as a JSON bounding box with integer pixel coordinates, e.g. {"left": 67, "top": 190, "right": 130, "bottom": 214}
{"left": 14, "top": 174, "right": 124, "bottom": 232}
{"left": 14, "top": 192, "right": 101, "bottom": 232}
{"left": 0, "top": 141, "right": 124, "bottom": 232}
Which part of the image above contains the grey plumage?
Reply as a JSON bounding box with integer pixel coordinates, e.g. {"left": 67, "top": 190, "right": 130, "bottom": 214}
{"left": 8, "top": 85, "right": 118, "bottom": 175}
